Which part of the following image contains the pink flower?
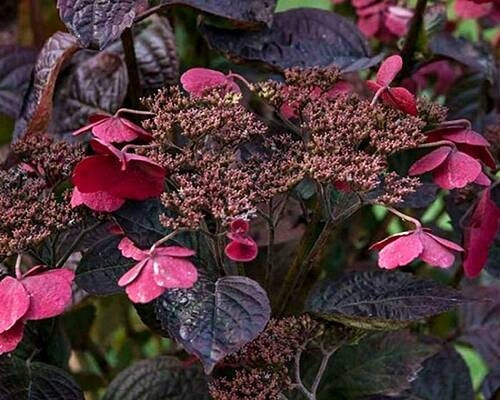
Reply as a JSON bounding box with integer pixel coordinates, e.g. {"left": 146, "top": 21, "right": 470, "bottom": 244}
{"left": 71, "top": 139, "right": 165, "bottom": 212}
{"left": 463, "top": 188, "right": 500, "bottom": 278}
{"left": 367, "top": 55, "right": 418, "bottom": 116}
{"left": 408, "top": 146, "right": 483, "bottom": 189}
{"left": 0, "top": 268, "right": 74, "bottom": 355}
{"left": 403, "top": 60, "right": 460, "bottom": 95}
{"left": 225, "top": 219, "right": 258, "bottom": 262}
{"left": 370, "top": 228, "right": 463, "bottom": 269}
{"left": 455, "top": 0, "right": 495, "bottom": 19}
{"left": 180, "top": 68, "right": 240, "bottom": 97}
{"left": 353, "top": 0, "right": 413, "bottom": 41}
{"left": 117, "top": 237, "right": 198, "bottom": 303}
{"left": 73, "top": 113, "right": 152, "bottom": 143}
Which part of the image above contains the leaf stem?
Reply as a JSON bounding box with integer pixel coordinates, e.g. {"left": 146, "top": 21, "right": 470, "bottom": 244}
{"left": 150, "top": 228, "right": 190, "bottom": 253}
{"left": 116, "top": 108, "right": 155, "bottom": 117}
{"left": 417, "top": 140, "right": 456, "bottom": 149}
{"left": 385, "top": 206, "right": 422, "bottom": 229}
{"left": 121, "top": 28, "right": 142, "bottom": 108}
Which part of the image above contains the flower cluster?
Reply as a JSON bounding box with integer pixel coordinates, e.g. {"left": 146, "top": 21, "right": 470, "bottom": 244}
{"left": 0, "top": 135, "right": 82, "bottom": 256}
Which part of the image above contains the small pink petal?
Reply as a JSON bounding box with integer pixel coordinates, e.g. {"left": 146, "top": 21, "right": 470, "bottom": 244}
{"left": 124, "top": 260, "right": 166, "bottom": 303}
{"left": 426, "top": 233, "right": 464, "bottom": 252}
{"left": 225, "top": 237, "right": 258, "bottom": 262}
{"left": 230, "top": 219, "right": 250, "bottom": 234}
{"left": 152, "top": 255, "right": 198, "bottom": 288}
{"left": 377, "top": 231, "right": 424, "bottom": 269}
{"left": 456, "top": 144, "right": 496, "bottom": 169}
{"left": 409, "top": 146, "right": 452, "bottom": 175}
{"left": 358, "top": 13, "right": 381, "bottom": 37}
{"left": 432, "top": 150, "right": 482, "bottom": 189}
{"left": 118, "top": 237, "right": 148, "bottom": 261}
{"left": 70, "top": 188, "right": 125, "bottom": 212}
{"left": 118, "top": 258, "right": 149, "bottom": 287}
{"left": 91, "top": 116, "right": 152, "bottom": 143}
{"left": 376, "top": 55, "right": 403, "bottom": 86}
{"left": 474, "top": 171, "right": 491, "bottom": 186}
{"left": 369, "top": 230, "right": 414, "bottom": 250}
{"left": 180, "top": 68, "right": 240, "bottom": 97}
{"left": 419, "top": 231, "right": 457, "bottom": 268}
{"left": 0, "top": 321, "right": 24, "bottom": 355}
{"left": 21, "top": 269, "right": 75, "bottom": 320}
{"left": 383, "top": 86, "right": 417, "bottom": 115}
{"left": 0, "top": 277, "right": 29, "bottom": 333}
{"left": 154, "top": 246, "right": 196, "bottom": 258}
{"left": 73, "top": 115, "right": 109, "bottom": 136}
{"left": 439, "top": 128, "right": 491, "bottom": 147}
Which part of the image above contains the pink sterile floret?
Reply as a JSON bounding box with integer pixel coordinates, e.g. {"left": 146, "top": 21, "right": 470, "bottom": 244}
{"left": 73, "top": 114, "right": 152, "bottom": 143}
{"left": 370, "top": 228, "right": 463, "bottom": 269}
{"left": 408, "top": 146, "right": 483, "bottom": 190}
{"left": 117, "top": 237, "right": 198, "bottom": 304}
{"left": 224, "top": 219, "right": 258, "bottom": 262}
{"left": 367, "top": 55, "right": 417, "bottom": 116}
{"left": 463, "top": 188, "right": 500, "bottom": 278}
{"left": 0, "top": 268, "right": 74, "bottom": 354}
{"left": 71, "top": 139, "right": 166, "bottom": 212}
{"left": 180, "top": 68, "right": 240, "bottom": 97}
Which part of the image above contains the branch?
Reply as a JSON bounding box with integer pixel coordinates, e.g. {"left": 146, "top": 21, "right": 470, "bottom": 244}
{"left": 121, "top": 28, "right": 142, "bottom": 108}
{"left": 400, "top": 0, "right": 428, "bottom": 78}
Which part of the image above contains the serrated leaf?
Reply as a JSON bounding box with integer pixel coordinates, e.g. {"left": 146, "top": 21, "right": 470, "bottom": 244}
{"left": 0, "top": 46, "right": 37, "bottom": 118}
{"left": 57, "top": 0, "right": 144, "bottom": 49}
{"left": 13, "top": 32, "right": 80, "bottom": 139}
{"left": 320, "top": 331, "right": 437, "bottom": 398}
{"left": 50, "top": 50, "right": 128, "bottom": 138}
{"left": 307, "top": 271, "right": 465, "bottom": 330}
{"left": 0, "top": 357, "right": 83, "bottom": 400}
{"left": 200, "top": 8, "right": 382, "bottom": 72}
{"left": 409, "top": 346, "right": 474, "bottom": 400}
{"left": 76, "top": 235, "right": 134, "bottom": 295}
{"left": 459, "top": 285, "right": 500, "bottom": 368}
{"left": 103, "top": 356, "right": 210, "bottom": 400}
{"left": 161, "top": 0, "right": 276, "bottom": 27}
{"left": 156, "top": 275, "right": 271, "bottom": 373}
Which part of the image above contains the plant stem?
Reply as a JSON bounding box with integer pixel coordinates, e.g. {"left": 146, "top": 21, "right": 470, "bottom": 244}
{"left": 385, "top": 206, "right": 422, "bottom": 229}
{"left": 121, "top": 28, "right": 142, "bottom": 108}
{"left": 150, "top": 228, "right": 190, "bottom": 253}
{"left": 15, "top": 254, "right": 23, "bottom": 279}
{"left": 264, "top": 199, "right": 275, "bottom": 290}
{"left": 116, "top": 108, "right": 155, "bottom": 117}
{"left": 400, "top": 0, "right": 428, "bottom": 78}
{"left": 29, "top": 0, "right": 45, "bottom": 49}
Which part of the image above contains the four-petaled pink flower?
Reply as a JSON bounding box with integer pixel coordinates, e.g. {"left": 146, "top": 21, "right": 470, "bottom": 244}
{"left": 117, "top": 237, "right": 198, "bottom": 303}
{"left": 225, "top": 219, "right": 258, "bottom": 262}
{"left": 0, "top": 267, "right": 74, "bottom": 355}
{"left": 367, "top": 55, "right": 418, "bottom": 116}
{"left": 180, "top": 68, "right": 240, "bottom": 97}
{"left": 71, "top": 139, "right": 165, "bottom": 212}
{"left": 370, "top": 228, "right": 464, "bottom": 269}
{"left": 73, "top": 113, "right": 152, "bottom": 143}
{"left": 463, "top": 188, "right": 500, "bottom": 278}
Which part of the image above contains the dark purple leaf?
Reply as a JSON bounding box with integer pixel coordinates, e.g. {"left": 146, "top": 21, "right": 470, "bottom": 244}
{"left": 56, "top": 0, "right": 146, "bottom": 49}
{"left": 156, "top": 275, "right": 271, "bottom": 373}
{"left": 397, "top": 183, "right": 439, "bottom": 208}
{"left": 0, "top": 0, "right": 18, "bottom": 45}
{"left": 482, "top": 366, "right": 500, "bottom": 400}
{"left": 320, "top": 331, "right": 437, "bottom": 398}
{"left": 485, "top": 233, "right": 500, "bottom": 278}
{"left": 50, "top": 50, "right": 128, "bottom": 138}
{"left": 200, "top": 8, "right": 381, "bottom": 72}
{"left": 0, "top": 46, "right": 37, "bottom": 118}
{"left": 13, "top": 32, "right": 80, "bottom": 139}
{"left": 0, "top": 358, "right": 83, "bottom": 400}
{"left": 132, "top": 15, "right": 179, "bottom": 91}
{"left": 410, "top": 346, "right": 474, "bottom": 400}
{"left": 307, "top": 271, "right": 465, "bottom": 330}
{"left": 161, "top": 0, "right": 276, "bottom": 27}
{"left": 102, "top": 356, "right": 210, "bottom": 400}
{"left": 459, "top": 285, "right": 500, "bottom": 368}
{"left": 75, "top": 235, "right": 134, "bottom": 295}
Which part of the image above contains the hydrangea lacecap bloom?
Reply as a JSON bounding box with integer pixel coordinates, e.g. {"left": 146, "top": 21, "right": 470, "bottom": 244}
{"left": 117, "top": 237, "right": 198, "bottom": 303}
{"left": 370, "top": 228, "right": 464, "bottom": 269}
{"left": 73, "top": 113, "right": 153, "bottom": 143}
{"left": 0, "top": 268, "right": 74, "bottom": 354}
{"left": 180, "top": 68, "right": 240, "bottom": 97}
{"left": 225, "top": 219, "right": 258, "bottom": 262}
{"left": 367, "top": 55, "right": 418, "bottom": 116}
{"left": 463, "top": 188, "right": 500, "bottom": 278}
{"left": 71, "top": 139, "right": 165, "bottom": 212}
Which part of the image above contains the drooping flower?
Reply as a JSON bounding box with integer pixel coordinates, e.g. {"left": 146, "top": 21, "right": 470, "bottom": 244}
{"left": 73, "top": 113, "right": 152, "bottom": 143}
{"left": 117, "top": 237, "right": 198, "bottom": 303}
{"left": 71, "top": 139, "right": 165, "bottom": 212}
{"left": 367, "top": 55, "right": 418, "bottom": 116}
{"left": 180, "top": 68, "right": 240, "bottom": 97}
{"left": 370, "top": 228, "right": 463, "bottom": 269}
{"left": 0, "top": 268, "right": 74, "bottom": 354}
{"left": 225, "top": 219, "right": 258, "bottom": 262}
{"left": 463, "top": 188, "right": 500, "bottom": 278}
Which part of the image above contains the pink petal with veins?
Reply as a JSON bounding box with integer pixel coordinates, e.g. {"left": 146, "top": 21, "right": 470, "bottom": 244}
{"left": 409, "top": 146, "right": 452, "bottom": 175}
{"left": 70, "top": 188, "right": 125, "bottom": 212}
{"left": 118, "top": 237, "right": 148, "bottom": 261}
{"left": 124, "top": 260, "right": 166, "bottom": 303}
{"left": 118, "top": 258, "right": 149, "bottom": 287}
{"left": 378, "top": 231, "right": 424, "bottom": 269}
{"left": 376, "top": 55, "right": 403, "bottom": 86}
{"left": 0, "top": 321, "right": 24, "bottom": 355}
{"left": 152, "top": 255, "right": 198, "bottom": 288}
{"left": 432, "top": 150, "right": 482, "bottom": 189}
{"left": 0, "top": 277, "right": 29, "bottom": 333}
{"left": 419, "top": 232, "right": 458, "bottom": 268}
